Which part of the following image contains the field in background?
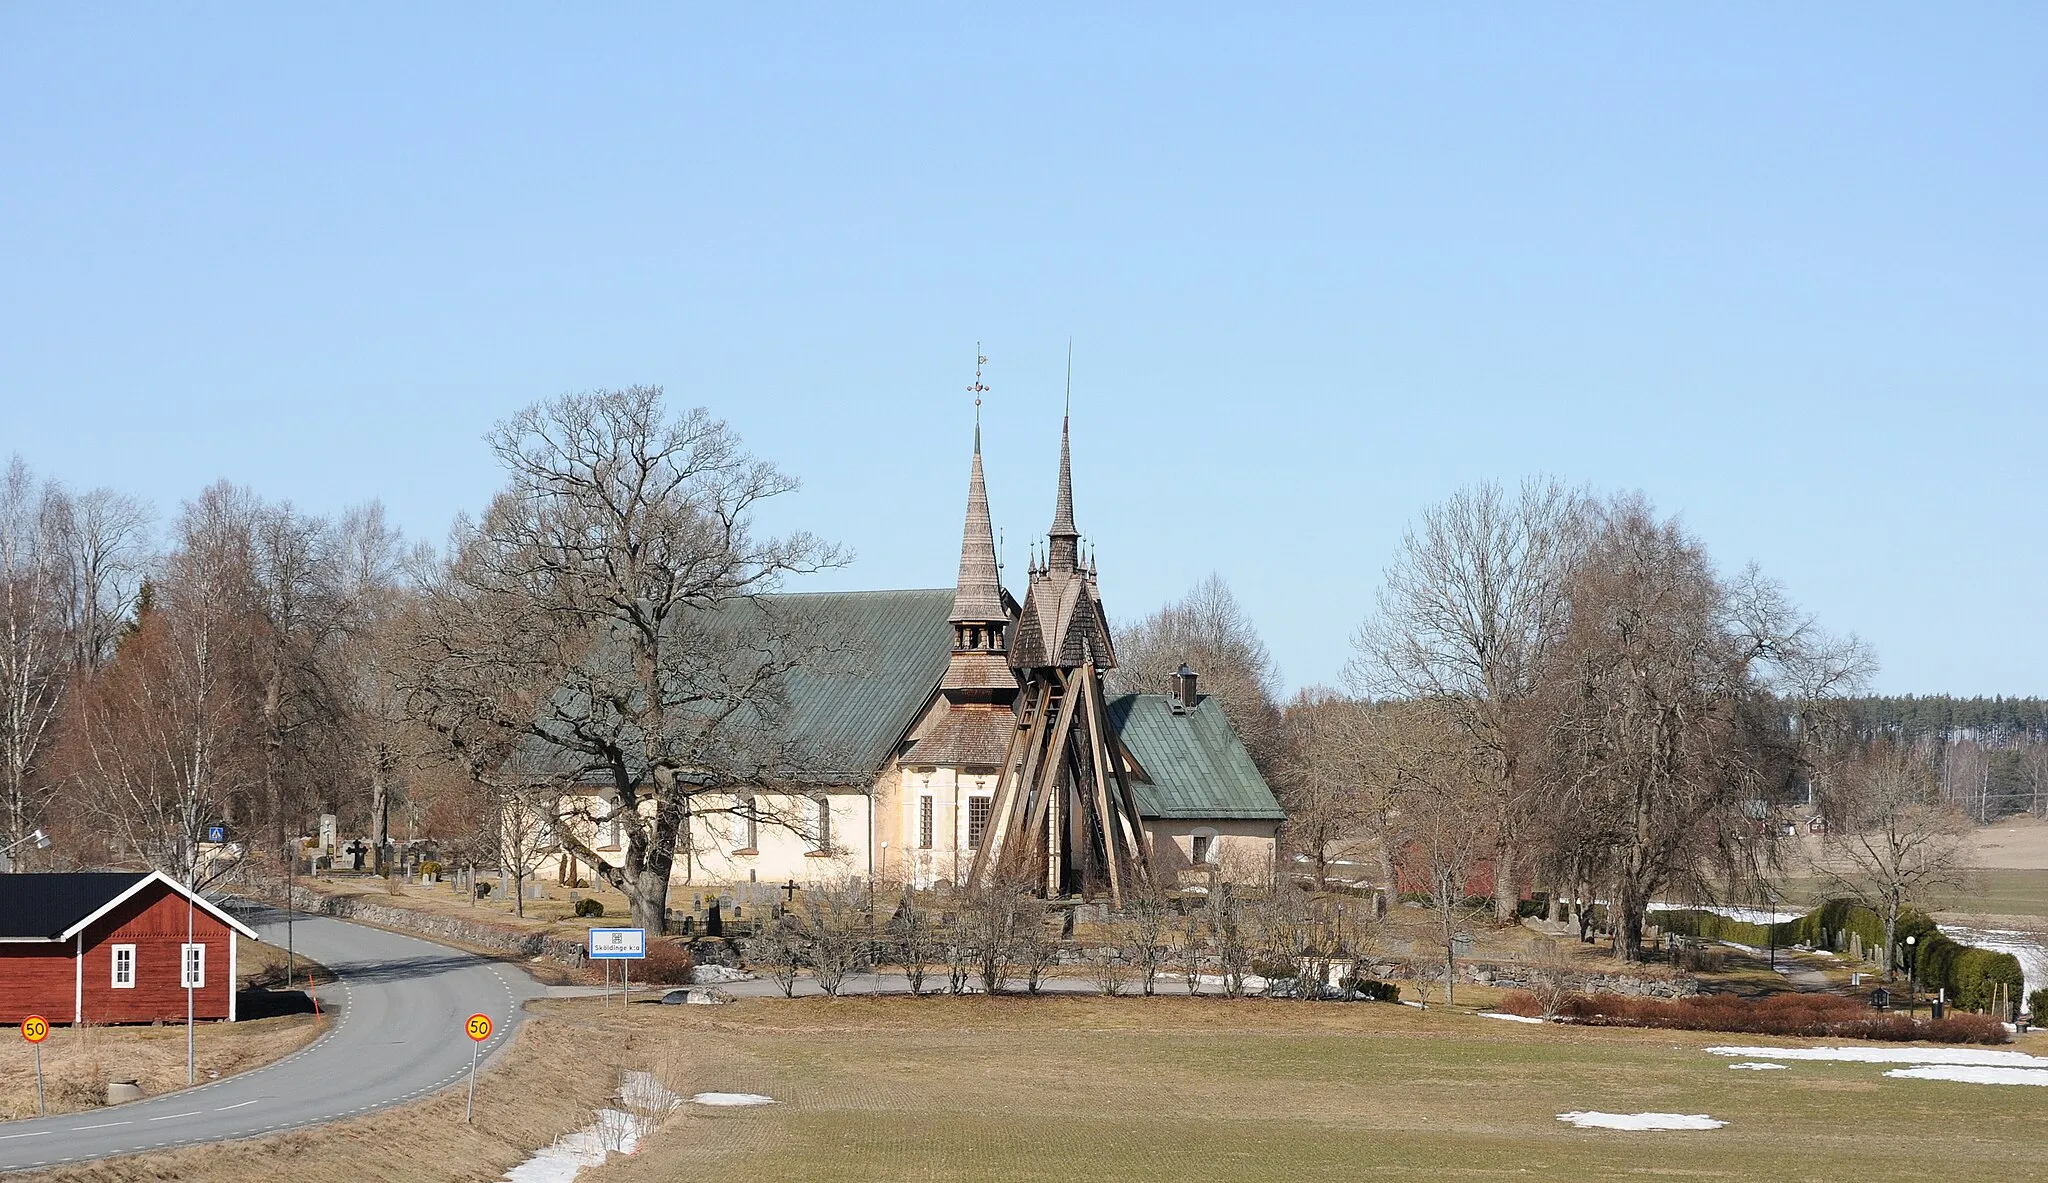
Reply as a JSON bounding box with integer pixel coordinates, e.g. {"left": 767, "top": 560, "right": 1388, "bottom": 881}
{"left": 578, "top": 996, "right": 2047, "bottom": 1183}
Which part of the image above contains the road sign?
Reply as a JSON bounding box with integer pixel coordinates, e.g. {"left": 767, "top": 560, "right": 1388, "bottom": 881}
{"left": 206, "top": 824, "right": 227, "bottom": 843}
{"left": 465, "top": 1013, "right": 493, "bottom": 1042}
{"left": 587, "top": 928, "right": 646, "bottom": 959}
{"left": 463, "top": 1012, "right": 492, "bottom": 1122}
{"left": 23, "top": 1016, "right": 46, "bottom": 1116}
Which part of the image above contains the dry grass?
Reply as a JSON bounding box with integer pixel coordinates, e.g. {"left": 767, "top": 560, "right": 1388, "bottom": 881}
{"left": 568, "top": 995, "right": 2048, "bottom": 1183}
{"left": 0, "top": 937, "right": 324, "bottom": 1121}
{"left": 18, "top": 1009, "right": 636, "bottom": 1183}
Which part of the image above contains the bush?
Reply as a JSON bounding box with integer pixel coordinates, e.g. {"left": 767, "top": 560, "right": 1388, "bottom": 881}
{"left": 420, "top": 860, "right": 442, "bottom": 878}
{"left": 637, "top": 938, "right": 696, "bottom": 986}
{"left": 1350, "top": 979, "right": 1400, "bottom": 1003}
{"left": 1535, "top": 991, "right": 2008, "bottom": 1044}
{"left": 574, "top": 897, "right": 606, "bottom": 918}
{"left": 474, "top": 881, "right": 492, "bottom": 899}
{"left": 2029, "top": 989, "right": 2048, "bottom": 1020}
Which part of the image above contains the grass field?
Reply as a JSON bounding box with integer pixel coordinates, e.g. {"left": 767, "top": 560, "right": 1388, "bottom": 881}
{"left": 578, "top": 996, "right": 2048, "bottom": 1183}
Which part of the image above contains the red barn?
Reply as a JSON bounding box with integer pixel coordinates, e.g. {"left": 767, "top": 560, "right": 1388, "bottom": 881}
{"left": 0, "top": 871, "right": 259, "bottom": 1025}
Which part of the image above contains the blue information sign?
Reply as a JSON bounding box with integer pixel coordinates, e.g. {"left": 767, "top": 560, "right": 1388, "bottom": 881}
{"left": 206, "top": 824, "right": 227, "bottom": 843}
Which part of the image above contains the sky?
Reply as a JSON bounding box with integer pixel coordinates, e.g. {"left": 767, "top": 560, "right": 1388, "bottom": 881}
{"left": 3, "top": 5, "right": 2043, "bottom": 697}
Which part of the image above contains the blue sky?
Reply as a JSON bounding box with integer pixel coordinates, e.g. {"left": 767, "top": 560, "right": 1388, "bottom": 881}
{"left": 3, "top": 6, "right": 2042, "bottom": 696}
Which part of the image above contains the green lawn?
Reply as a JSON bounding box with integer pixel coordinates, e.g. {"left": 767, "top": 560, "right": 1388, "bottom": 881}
{"left": 579, "top": 995, "right": 2048, "bottom": 1183}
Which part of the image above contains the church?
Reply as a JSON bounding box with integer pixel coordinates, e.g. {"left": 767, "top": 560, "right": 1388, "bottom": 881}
{"left": 558, "top": 415, "right": 1284, "bottom": 899}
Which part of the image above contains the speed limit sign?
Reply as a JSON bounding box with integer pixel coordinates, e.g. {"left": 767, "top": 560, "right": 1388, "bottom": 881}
{"left": 463, "top": 1012, "right": 493, "bottom": 1123}
{"left": 23, "top": 1015, "right": 48, "bottom": 1116}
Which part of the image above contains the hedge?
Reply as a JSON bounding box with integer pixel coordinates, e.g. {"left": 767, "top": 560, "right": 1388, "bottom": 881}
{"left": 2030, "top": 989, "right": 2047, "bottom": 1020}
{"left": 1656, "top": 899, "right": 2024, "bottom": 1014}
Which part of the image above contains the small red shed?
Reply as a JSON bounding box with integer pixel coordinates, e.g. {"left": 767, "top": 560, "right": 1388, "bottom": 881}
{"left": 0, "top": 871, "right": 260, "bottom": 1025}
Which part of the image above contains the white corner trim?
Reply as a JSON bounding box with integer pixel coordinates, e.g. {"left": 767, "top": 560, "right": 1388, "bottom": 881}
{"left": 228, "top": 933, "right": 238, "bottom": 1022}
{"left": 74, "top": 932, "right": 83, "bottom": 1024}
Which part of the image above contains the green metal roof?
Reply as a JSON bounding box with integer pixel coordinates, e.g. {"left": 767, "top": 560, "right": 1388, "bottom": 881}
{"left": 767, "top": 589, "right": 955, "bottom": 777}
{"left": 1106, "top": 693, "right": 1286, "bottom": 821}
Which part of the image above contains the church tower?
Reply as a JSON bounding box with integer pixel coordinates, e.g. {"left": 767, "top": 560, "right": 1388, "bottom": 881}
{"left": 968, "top": 414, "right": 1151, "bottom": 904}
{"left": 940, "top": 421, "right": 1017, "bottom": 703}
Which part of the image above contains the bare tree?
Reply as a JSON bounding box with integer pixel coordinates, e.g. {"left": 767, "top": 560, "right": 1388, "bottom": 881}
{"left": 61, "top": 493, "right": 264, "bottom": 888}
{"left": 788, "top": 877, "right": 872, "bottom": 997}
{"left": 1111, "top": 574, "right": 1285, "bottom": 771}
{"left": 1352, "top": 479, "right": 1587, "bottom": 924}
{"left": 1275, "top": 688, "right": 1378, "bottom": 891}
{"left": 1814, "top": 740, "right": 1969, "bottom": 978}
{"left": 885, "top": 885, "right": 945, "bottom": 996}
{"left": 1544, "top": 496, "right": 1867, "bottom": 962}
{"left": 0, "top": 458, "right": 70, "bottom": 853}
{"left": 403, "top": 388, "right": 844, "bottom": 933}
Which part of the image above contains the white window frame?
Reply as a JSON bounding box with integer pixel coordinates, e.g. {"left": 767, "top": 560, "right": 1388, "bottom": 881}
{"left": 111, "top": 943, "right": 136, "bottom": 989}
{"left": 181, "top": 942, "right": 206, "bottom": 989}
{"left": 918, "top": 795, "right": 934, "bottom": 850}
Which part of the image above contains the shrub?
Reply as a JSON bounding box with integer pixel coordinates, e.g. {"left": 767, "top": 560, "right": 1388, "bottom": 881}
{"left": 1542, "top": 991, "right": 2008, "bottom": 1044}
{"left": 2029, "top": 989, "right": 2048, "bottom": 1020}
{"left": 1499, "top": 990, "right": 1543, "bottom": 1017}
{"left": 1347, "top": 978, "right": 1400, "bottom": 1002}
{"left": 574, "top": 897, "right": 606, "bottom": 918}
{"left": 637, "top": 938, "right": 696, "bottom": 986}
{"left": 474, "top": 881, "right": 492, "bottom": 899}
{"left": 420, "top": 860, "right": 442, "bottom": 878}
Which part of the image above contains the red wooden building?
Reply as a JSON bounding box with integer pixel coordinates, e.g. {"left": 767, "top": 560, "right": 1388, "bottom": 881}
{"left": 0, "top": 871, "right": 259, "bottom": 1025}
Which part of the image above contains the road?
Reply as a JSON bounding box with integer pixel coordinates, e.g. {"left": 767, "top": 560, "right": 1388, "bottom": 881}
{"left": 0, "top": 903, "right": 543, "bottom": 1174}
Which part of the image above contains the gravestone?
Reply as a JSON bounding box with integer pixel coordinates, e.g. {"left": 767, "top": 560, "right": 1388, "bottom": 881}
{"left": 318, "top": 814, "right": 338, "bottom": 855}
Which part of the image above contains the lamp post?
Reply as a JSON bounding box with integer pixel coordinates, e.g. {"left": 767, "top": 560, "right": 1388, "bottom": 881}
{"left": 0, "top": 828, "right": 51, "bottom": 871}
{"left": 1905, "top": 934, "right": 1918, "bottom": 1019}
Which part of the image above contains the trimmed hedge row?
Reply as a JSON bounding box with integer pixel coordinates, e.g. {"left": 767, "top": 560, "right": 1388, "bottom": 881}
{"left": 1656, "top": 899, "right": 2024, "bottom": 1015}
{"left": 1498, "top": 989, "right": 2009, "bottom": 1044}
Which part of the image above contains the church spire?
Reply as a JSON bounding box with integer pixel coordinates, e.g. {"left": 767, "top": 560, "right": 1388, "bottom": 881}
{"left": 949, "top": 429, "right": 1005, "bottom": 626}
{"left": 1047, "top": 344, "right": 1079, "bottom": 570}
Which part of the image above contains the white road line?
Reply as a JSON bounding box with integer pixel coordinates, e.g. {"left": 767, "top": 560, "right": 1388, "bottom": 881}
{"left": 0, "top": 1132, "right": 50, "bottom": 1141}
{"left": 67, "top": 1121, "right": 132, "bottom": 1131}
{"left": 147, "top": 1111, "right": 203, "bottom": 1121}
{"left": 213, "top": 1100, "right": 262, "bottom": 1112}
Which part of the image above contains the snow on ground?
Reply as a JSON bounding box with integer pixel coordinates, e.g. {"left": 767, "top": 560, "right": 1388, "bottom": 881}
{"left": 498, "top": 1071, "right": 682, "bottom": 1183}
{"left": 690, "top": 964, "right": 756, "bottom": 985}
{"left": 1939, "top": 925, "right": 2047, "bottom": 999}
{"left": 692, "top": 1092, "right": 775, "bottom": 1107}
{"left": 1479, "top": 1012, "right": 1546, "bottom": 1024}
{"left": 1648, "top": 903, "right": 1804, "bottom": 925}
{"left": 1705, "top": 1045, "right": 2048, "bottom": 1068}
{"left": 1885, "top": 1066, "right": 2048, "bottom": 1086}
{"left": 1557, "top": 1112, "right": 1726, "bottom": 1131}
{"left": 1728, "top": 1062, "right": 1788, "bottom": 1070}
{"left": 1194, "top": 973, "right": 1271, "bottom": 992}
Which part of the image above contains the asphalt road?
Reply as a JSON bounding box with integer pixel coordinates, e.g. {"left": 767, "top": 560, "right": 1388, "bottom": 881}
{"left": 0, "top": 902, "right": 543, "bottom": 1174}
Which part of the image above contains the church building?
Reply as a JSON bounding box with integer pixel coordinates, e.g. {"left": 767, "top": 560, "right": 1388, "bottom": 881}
{"left": 558, "top": 417, "right": 1283, "bottom": 897}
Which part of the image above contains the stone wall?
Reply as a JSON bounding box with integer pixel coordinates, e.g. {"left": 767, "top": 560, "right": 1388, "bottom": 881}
{"left": 258, "top": 885, "right": 591, "bottom": 968}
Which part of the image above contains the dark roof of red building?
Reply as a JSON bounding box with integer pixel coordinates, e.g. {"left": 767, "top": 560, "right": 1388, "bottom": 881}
{"left": 0, "top": 872, "right": 148, "bottom": 940}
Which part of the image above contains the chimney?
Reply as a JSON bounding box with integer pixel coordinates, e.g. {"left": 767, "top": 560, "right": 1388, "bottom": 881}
{"left": 1172, "top": 663, "right": 1198, "bottom": 713}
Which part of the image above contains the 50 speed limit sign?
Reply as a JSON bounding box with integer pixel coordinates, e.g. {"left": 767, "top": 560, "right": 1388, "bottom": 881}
{"left": 463, "top": 1012, "right": 492, "bottom": 1123}
{"left": 465, "top": 1013, "right": 492, "bottom": 1042}
{"left": 21, "top": 1016, "right": 48, "bottom": 1044}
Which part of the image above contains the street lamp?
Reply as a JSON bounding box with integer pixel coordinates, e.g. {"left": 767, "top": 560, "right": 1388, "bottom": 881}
{"left": 1904, "top": 934, "right": 1918, "bottom": 1019}
{"left": 0, "top": 828, "right": 52, "bottom": 871}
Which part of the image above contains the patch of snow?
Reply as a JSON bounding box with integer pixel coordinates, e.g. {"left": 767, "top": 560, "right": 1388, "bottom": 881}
{"left": 498, "top": 1071, "right": 681, "bottom": 1182}
{"left": 1728, "top": 1062, "right": 1788, "bottom": 1071}
{"left": 1649, "top": 903, "right": 1803, "bottom": 925}
{"left": 1939, "top": 925, "right": 2047, "bottom": 998}
{"left": 1194, "top": 973, "right": 1271, "bottom": 992}
{"left": 1479, "top": 1012, "right": 1546, "bottom": 1024}
{"left": 1399, "top": 1000, "right": 1426, "bottom": 1009}
{"left": 1706, "top": 1046, "right": 2048, "bottom": 1068}
{"left": 690, "top": 964, "right": 756, "bottom": 985}
{"left": 1884, "top": 1066, "right": 2048, "bottom": 1087}
{"left": 692, "top": 1092, "right": 775, "bottom": 1107}
{"left": 1558, "top": 1111, "right": 1726, "bottom": 1131}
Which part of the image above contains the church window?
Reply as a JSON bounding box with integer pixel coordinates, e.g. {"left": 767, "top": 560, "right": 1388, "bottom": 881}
{"left": 919, "top": 796, "right": 934, "bottom": 849}
{"left": 967, "top": 796, "right": 991, "bottom": 849}
{"left": 1191, "top": 828, "right": 1219, "bottom": 866}
{"left": 812, "top": 796, "right": 832, "bottom": 853}
{"left": 738, "top": 795, "right": 759, "bottom": 852}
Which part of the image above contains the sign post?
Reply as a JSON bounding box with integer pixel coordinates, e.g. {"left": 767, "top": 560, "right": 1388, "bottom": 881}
{"left": 587, "top": 928, "right": 647, "bottom": 1008}
{"left": 464, "top": 1012, "right": 492, "bottom": 1123}
{"left": 23, "top": 1015, "right": 49, "bottom": 1116}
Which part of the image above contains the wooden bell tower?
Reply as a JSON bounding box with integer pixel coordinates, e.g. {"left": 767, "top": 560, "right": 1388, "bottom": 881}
{"left": 967, "top": 413, "right": 1152, "bottom": 905}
